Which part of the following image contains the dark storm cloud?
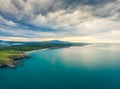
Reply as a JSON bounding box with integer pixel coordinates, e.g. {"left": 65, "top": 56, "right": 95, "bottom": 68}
{"left": 0, "top": 0, "right": 118, "bottom": 23}
{"left": 64, "top": 0, "right": 117, "bottom": 5}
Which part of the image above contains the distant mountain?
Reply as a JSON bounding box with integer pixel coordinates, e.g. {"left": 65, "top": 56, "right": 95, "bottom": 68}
{"left": 48, "top": 40, "right": 65, "bottom": 43}
{"left": 0, "top": 40, "right": 88, "bottom": 47}
{"left": 0, "top": 40, "right": 71, "bottom": 47}
{"left": 0, "top": 40, "right": 24, "bottom": 46}
{"left": 44, "top": 40, "right": 71, "bottom": 45}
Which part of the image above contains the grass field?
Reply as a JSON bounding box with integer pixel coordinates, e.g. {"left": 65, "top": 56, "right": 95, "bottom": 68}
{"left": 0, "top": 51, "right": 24, "bottom": 61}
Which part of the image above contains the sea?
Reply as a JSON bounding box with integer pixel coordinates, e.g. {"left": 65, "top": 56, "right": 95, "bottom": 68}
{"left": 0, "top": 43, "right": 120, "bottom": 89}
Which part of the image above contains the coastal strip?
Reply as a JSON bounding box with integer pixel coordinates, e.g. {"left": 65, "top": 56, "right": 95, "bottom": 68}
{"left": 25, "top": 48, "right": 48, "bottom": 54}
{"left": 0, "top": 41, "right": 89, "bottom": 69}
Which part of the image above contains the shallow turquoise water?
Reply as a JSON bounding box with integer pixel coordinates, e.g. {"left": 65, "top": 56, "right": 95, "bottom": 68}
{"left": 1, "top": 44, "right": 120, "bottom": 89}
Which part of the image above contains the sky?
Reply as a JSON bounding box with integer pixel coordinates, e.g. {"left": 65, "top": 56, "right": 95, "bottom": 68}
{"left": 0, "top": 0, "right": 120, "bottom": 43}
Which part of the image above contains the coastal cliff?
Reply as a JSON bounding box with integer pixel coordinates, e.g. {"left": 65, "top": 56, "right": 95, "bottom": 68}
{"left": 0, "top": 54, "right": 31, "bottom": 68}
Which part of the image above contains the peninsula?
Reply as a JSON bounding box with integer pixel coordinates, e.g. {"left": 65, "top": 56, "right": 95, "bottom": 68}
{"left": 0, "top": 40, "right": 88, "bottom": 68}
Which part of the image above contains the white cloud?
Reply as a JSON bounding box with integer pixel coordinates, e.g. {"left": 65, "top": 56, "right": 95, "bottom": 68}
{"left": 0, "top": 0, "right": 120, "bottom": 42}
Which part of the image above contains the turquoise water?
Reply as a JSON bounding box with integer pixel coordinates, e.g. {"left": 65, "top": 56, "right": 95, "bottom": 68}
{"left": 1, "top": 44, "right": 120, "bottom": 89}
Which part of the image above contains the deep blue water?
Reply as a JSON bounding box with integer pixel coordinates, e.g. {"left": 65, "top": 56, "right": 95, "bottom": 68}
{"left": 1, "top": 44, "right": 120, "bottom": 89}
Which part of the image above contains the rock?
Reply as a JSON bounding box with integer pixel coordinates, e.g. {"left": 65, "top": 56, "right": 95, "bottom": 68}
{"left": 6, "top": 63, "right": 16, "bottom": 68}
{"left": 9, "top": 54, "right": 31, "bottom": 60}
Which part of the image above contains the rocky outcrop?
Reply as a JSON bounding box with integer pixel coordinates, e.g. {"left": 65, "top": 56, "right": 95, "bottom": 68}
{"left": 0, "top": 60, "right": 14, "bottom": 68}
{"left": 9, "top": 54, "right": 31, "bottom": 60}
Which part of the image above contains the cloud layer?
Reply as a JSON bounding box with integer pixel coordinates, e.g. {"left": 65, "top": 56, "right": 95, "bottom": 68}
{"left": 0, "top": 0, "right": 120, "bottom": 42}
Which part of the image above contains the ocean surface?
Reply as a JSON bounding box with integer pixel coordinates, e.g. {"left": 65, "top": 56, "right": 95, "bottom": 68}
{"left": 1, "top": 44, "right": 120, "bottom": 89}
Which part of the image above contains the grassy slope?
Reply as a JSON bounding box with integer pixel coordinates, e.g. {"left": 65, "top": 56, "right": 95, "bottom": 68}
{"left": 0, "top": 50, "right": 26, "bottom": 67}
{"left": 0, "top": 50, "right": 24, "bottom": 61}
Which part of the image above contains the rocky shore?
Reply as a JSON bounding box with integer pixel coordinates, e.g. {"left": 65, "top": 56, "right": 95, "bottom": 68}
{"left": 0, "top": 54, "right": 31, "bottom": 68}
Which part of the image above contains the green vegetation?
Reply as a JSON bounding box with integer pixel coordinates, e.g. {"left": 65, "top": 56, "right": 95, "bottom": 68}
{"left": 0, "top": 51, "right": 24, "bottom": 60}
{"left": 0, "top": 43, "right": 71, "bottom": 51}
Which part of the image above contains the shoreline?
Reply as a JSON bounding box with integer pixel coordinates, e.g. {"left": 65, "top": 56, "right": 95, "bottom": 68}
{"left": 0, "top": 47, "right": 60, "bottom": 68}
{"left": 25, "top": 48, "right": 48, "bottom": 54}
{"left": 0, "top": 45, "right": 88, "bottom": 69}
{"left": 25, "top": 46, "right": 66, "bottom": 54}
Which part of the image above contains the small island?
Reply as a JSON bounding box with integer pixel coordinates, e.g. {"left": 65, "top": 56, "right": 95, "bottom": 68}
{"left": 0, "top": 40, "right": 89, "bottom": 68}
